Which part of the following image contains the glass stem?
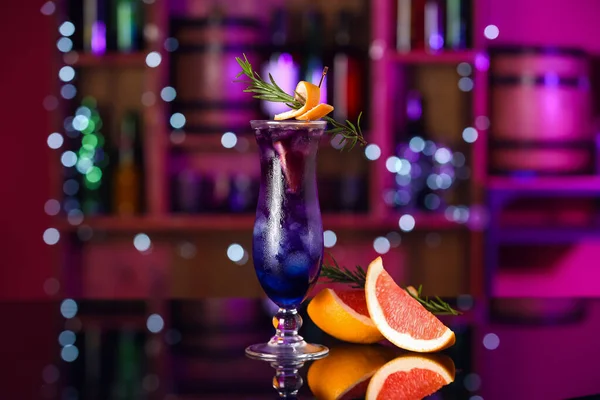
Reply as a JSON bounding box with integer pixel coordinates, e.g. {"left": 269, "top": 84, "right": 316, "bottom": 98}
{"left": 270, "top": 308, "right": 305, "bottom": 346}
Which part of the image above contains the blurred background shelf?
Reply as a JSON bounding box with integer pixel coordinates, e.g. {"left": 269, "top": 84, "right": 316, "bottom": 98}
{"left": 72, "top": 52, "right": 148, "bottom": 68}
{"left": 57, "top": 212, "right": 460, "bottom": 233}
{"left": 45, "top": 0, "right": 600, "bottom": 302}
{"left": 389, "top": 50, "right": 479, "bottom": 65}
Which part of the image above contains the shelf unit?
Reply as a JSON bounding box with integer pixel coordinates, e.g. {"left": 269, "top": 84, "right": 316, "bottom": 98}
{"left": 51, "top": 0, "right": 494, "bottom": 299}
{"left": 370, "top": 0, "right": 489, "bottom": 296}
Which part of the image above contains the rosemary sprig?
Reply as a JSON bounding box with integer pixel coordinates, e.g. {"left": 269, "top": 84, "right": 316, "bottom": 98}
{"left": 234, "top": 54, "right": 367, "bottom": 151}
{"left": 320, "top": 257, "right": 367, "bottom": 289}
{"left": 320, "top": 258, "right": 461, "bottom": 316}
{"left": 406, "top": 285, "right": 461, "bottom": 316}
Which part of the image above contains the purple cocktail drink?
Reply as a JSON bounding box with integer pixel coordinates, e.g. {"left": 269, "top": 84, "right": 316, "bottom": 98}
{"left": 246, "top": 120, "right": 329, "bottom": 361}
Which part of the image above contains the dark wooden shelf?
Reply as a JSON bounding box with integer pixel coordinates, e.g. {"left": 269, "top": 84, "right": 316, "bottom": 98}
{"left": 170, "top": 133, "right": 257, "bottom": 152}
{"left": 389, "top": 50, "right": 478, "bottom": 65}
{"left": 56, "top": 211, "right": 460, "bottom": 233}
{"left": 72, "top": 52, "right": 147, "bottom": 68}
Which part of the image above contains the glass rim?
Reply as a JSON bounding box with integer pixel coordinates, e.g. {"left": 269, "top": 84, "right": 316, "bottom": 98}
{"left": 250, "top": 120, "right": 327, "bottom": 129}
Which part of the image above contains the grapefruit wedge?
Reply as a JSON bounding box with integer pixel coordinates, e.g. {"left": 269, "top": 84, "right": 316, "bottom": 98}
{"left": 365, "top": 353, "right": 455, "bottom": 400}
{"left": 307, "top": 345, "right": 397, "bottom": 400}
{"left": 365, "top": 257, "right": 455, "bottom": 352}
{"left": 308, "top": 288, "right": 385, "bottom": 344}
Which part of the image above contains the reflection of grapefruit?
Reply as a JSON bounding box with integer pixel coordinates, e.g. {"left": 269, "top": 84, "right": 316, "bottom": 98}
{"left": 307, "top": 345, "right": 396, "bottom": 400}
{"left": 308, "top": 288, "right": 384, "bottom": 344}
{"left": 365, "top": 257, "right": 455, "bottom": 352}
{"left": 365, "top": 353, "right": 455, "bottom": 400}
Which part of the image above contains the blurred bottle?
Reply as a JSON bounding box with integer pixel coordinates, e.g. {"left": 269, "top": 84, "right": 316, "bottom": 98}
{"left": 395, "top": 91, "right": 428, "bottom": 210}
{"left": 113, "top": 0, "right": 143, "bottom": 52}
{"left": 396, "top": 0, "right": 412, "bottom": 52}
{"left": 110, "top": 330, "right": 142, "bottom": 400}
{"left": 83, "top": 0, "right": 109, "bottom": 54}
{"left": 301, "top": 10, "right": 327, "bottom": 103}
{"left": 175, "top": 168, "right": 203, "bottom": 213}
{"left": 445, "top": 0, "right": 471, "bottom": 49}
{"left": 113, "top": 111, "right": 142, "bottom": 215}
{"left": 229, "top": 173, "right": 256, "bottom": 213}
{"left": 424, "top": 0, "right": 445, "bottom": 52}
{"left": 410, "top": 0, "right": 426, "bottom": 50}
{"left": 261, "top": 8, "right": 300, "bottom": 117}
{"left": 78, "top": 101, "right": 111, "bottom": 215}
{"left": 332, "top": 11, "right": 363, "bottom": 123}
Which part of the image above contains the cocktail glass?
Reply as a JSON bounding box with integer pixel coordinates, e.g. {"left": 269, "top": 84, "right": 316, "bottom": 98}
{"left": 245, "top": 120, "right": 329, "bottom": 361}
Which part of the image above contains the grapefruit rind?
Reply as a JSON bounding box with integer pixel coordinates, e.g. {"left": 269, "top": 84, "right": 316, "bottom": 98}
{"left": 296, "top": 103, "right": 334, "bottom": 120}
{"left": 308, "top": 288, "right": 385, "bottom": 344}
{"left": 365, "top": 257, "right": 456, "bottom": 352}
{"left": 274, "top": 81, "right": 321, "bottom": 121}
{"left": 365, "top": 354, "right": 455, "bottom": 400}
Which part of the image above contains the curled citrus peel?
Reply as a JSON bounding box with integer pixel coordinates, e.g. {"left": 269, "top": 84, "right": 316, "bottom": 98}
{"left": 274, "top": 80, "right": 334, "bottom": 121}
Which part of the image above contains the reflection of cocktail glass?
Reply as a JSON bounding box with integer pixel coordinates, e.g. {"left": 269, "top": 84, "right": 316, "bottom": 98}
{"left": 245, "top": 120, "right": 328, "bottom": 361}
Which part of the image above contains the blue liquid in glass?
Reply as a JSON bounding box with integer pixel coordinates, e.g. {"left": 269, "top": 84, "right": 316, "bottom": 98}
{"left": 252, "top": 124, "right": 324, "bottom": 309}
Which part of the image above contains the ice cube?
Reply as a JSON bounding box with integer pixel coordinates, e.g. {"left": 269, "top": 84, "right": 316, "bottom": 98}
{"left": 283, "top": 252, "right": 310, "bottom": 277}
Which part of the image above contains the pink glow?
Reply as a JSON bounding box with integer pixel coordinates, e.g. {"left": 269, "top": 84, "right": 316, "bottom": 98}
{"left": 477, "top": 300, "right": 600, "bottom": 399}
{"left": 261, "top": 53, "right": 299, "bottom": 116}
{"left": 495, "top": 241, "right": 600, "bottom": 297}
{"left": 91, "top": 21, "right": 106, "bottom": 55}
{"left": 488, "top": 0, "right": 600, "bottom": 52}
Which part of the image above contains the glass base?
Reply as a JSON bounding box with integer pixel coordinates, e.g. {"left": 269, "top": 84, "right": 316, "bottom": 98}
{"left": 246, "top": 307, "right": 329, "bottom": 361}
{"left": 246, "top": 340, "right": 329, "bottom": 361}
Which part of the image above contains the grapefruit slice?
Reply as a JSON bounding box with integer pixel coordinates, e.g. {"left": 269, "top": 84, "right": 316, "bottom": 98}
{"left": 365, "top": 257, "right": 455, "bottom": 352}
{"left": 307, "top": 345, "right": 397, "bottom": 400}
{"left": 296, "top": 103, "right": 334, "bottom": 120}
{"left": 308, "top": 288, "right": 385, "bottom": 344}
{"left": 365, "top": 353, "right": 455, "bottom": 400}
{"left": 274, "top": 81, "right": 321, "bottom": 120}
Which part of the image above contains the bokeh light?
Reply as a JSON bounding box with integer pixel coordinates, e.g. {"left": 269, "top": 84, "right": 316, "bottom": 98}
{"left": 457, "top": 62, "right": 472, "bottom": 76}
{"left": 60, "top": 299, "right": 78, "bottom": 319}
{"left": 364, "top": 144, "right": 381, "bottom": 161}
{"left": 164, "top": 37, "right": 179, "bottom": 52}
{"left": 57, "top": 37, "right": 73, "bottom": 52}
{"left": 458, "top": 77, "right": 474, "bottom": 92}
{"left": 145, "top": 51, "right": 162, "bottom": 68}
{"left": 146, "top": 314, "right": 165, "bottom": 333}
{"left": 44, "top": 199, "right": 61, "bottom": 216}
{"left": 58, "top": 330, "right": 76, "bottom": 346}
{"left": 43, "top": 228, "right": 60, "bottom": 245}
{"left": 484, "top": 24, "right": 500, "bottom": 40}
{"left": 47, "top": 132, "right": 64, "bottom": 149}
{"left": 399, "top": 214, "right": 416, "bottom": 232}
{"left": 160, "top": 86, "right": 176, "bottom": 102}
{"left": 134, "top": 233, "right": 152, "bottom": 252}
{"left": 61, "top": 345, "right": 79, "bottom": 362}
{"left": 483, "top": 333, "right": 500, "bottom": 350}
{"left": 221, "top": 132, "right": 237, "bottom": 149}
{"left": 227, "top": 243, "right": 244, "bottom": 262}
{"left": 323, "top": 230, "right": 337, "bottom": 248}
{"left": 373, "top": 236, "right": 391, "bottom": 254}
{"left": 464, "top": 373, "right": 482, "bottom": 391}
{"left": 462, "top": 127, "right": 478, "bottom": 143}
{"left": 59, "top": 21, "right": 75, "bottom": 37}
{"left": 170, "top": 113, "right": 186, "bottom": 129}
{"left": 59, "top": 66, "right": 75, "bottom": 82}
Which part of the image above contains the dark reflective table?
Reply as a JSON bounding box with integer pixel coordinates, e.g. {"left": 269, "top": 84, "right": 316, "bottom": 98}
{"left": 2, "top": 297, "right": 599, "bottom": 399}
